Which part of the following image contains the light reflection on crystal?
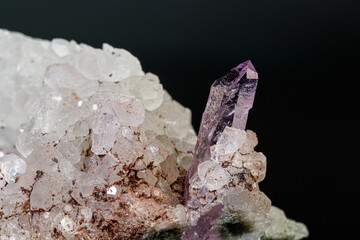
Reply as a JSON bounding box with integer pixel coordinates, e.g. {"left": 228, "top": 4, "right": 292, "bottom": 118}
{"left": 77, "top": 100, "right": 83, "bottom": 107}
{"left": 107, "top": 186, "right": 117, "bottom": 195}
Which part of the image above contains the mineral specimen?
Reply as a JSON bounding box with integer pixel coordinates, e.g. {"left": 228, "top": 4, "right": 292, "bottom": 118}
{"left": 0, "top": 29, "right": 308, "bottom": 240}
{"left": 185, "top": 60, "right": 260, "bottom": 211}
{"left": 184, "top": 61, "right": 271, "bottom": 239}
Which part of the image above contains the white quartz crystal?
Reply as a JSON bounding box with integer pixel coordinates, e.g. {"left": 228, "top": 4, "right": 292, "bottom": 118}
{"left": 213, "top": 127, "right": 246, "bottom": 157}
{"left": 0, "top": 28, "right": 196, "bottom": 239}
{"left": 0, "top": 154, "right": 27, "bottom": 183}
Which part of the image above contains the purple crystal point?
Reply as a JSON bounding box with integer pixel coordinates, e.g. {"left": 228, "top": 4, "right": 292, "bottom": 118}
{"left": 185, "top": 61, "right": 258, "bottom": 202}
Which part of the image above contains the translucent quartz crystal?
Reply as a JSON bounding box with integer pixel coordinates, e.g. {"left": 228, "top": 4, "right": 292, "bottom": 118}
{"left": 186, "top": 61, "right": 258, "bottom": 188}
{"left": 0, "top": 154, "right": 27, "bottom": 183}
{"left": 0, "top": 29, "right": 308, "bottom": 240}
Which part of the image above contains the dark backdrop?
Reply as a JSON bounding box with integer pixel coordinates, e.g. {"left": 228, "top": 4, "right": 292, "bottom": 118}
{"left": 1, "top": 1, "right": 358, "bottom": 239}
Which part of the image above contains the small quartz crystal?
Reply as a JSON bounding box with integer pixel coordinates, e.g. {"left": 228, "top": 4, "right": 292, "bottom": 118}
{"left": 0, "top": 154, "right": 27, "bottom": 183}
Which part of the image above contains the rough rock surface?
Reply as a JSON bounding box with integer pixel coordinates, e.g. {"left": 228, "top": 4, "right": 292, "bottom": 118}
{"left": 0, "top": 29, "right": 308, "bottom": 240}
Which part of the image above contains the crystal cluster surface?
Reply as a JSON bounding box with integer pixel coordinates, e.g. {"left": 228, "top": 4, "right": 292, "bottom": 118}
{"left": 0, "top": 29, "right": 308, "bottom": 240}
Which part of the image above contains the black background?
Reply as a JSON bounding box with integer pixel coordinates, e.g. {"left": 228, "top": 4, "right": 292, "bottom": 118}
{"left": 1, "top": 1, "right": 358, "bottom": 239}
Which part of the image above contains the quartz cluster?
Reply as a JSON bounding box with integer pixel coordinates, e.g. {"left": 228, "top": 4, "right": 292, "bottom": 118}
{"left": 184, "top": 61, "right": 271, "bottom": 240}
{"left": 0, "top": 29, "right": 308, "bottom": 240}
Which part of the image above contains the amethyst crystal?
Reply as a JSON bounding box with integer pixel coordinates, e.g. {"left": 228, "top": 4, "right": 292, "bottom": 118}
{"left": 185, "top": 60, "right": 258, "bottom": 203}
{"left": 183, "top": 204, "right": 224, "bottom": 240}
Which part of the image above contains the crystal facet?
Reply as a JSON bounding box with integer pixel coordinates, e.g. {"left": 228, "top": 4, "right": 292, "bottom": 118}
{"left": 0, "top": 154, "right": 27, "bottom": 184}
